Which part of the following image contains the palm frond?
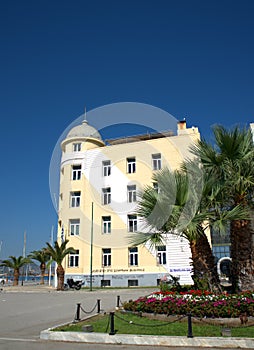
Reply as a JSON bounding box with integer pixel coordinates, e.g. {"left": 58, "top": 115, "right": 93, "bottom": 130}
{"left": 46, "top": 239, "right": 75, "bottom": 265}
{"left": 128, "top": 231, "right": 165, "bottom": 250}
{"left": 210, "top": 204, "right": 250, "bottom": 234}
{"left": 0, "top": 255, "right": 31, "bottom": 269}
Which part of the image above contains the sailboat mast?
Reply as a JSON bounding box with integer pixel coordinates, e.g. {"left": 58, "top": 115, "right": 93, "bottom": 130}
{"left": 23, "top": 231, "right": 26, "bottom": 258}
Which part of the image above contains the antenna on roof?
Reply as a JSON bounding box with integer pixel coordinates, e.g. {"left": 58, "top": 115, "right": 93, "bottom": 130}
{"left": 83, "top": 106, "right": 88, "bottom": 123}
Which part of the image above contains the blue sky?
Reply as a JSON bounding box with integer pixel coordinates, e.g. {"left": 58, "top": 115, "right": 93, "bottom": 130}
{"left": 0, "top": 0, "right": 254, "bottom": 260}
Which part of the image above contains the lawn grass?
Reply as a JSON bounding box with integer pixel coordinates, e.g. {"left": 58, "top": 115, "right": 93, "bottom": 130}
{"left": 53, "top": 312, "right": 254, "bottom": 338}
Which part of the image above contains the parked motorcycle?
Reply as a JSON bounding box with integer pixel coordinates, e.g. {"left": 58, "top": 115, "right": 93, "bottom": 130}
{"left": 64, "top": 278, "right": 83, "bottom": 290}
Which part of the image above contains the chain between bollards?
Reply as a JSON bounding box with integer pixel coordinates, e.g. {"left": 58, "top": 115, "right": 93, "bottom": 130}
{"left": 187, "top": 313, "right": 193, "bottom": 338}
{"left": 74, "top": 299, "right": 101, "bottom": 322}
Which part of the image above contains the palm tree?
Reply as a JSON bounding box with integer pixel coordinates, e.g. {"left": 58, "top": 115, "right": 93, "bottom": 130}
{"left": 0, "top": 256, "right": 31, "bottom": 286}
{"left": 46, "top": 240, "right": 75, "bottom": 291}
{"left": 192, "top": 125, "right": 254, "bottom": 292}
{"left": 132, "top": 165, "right": 247, "bottom": 292}
{"left": 28, "top": 249, "right": 51, "bottom": 285}
{"left": 130, "top": 167, "right": 217, "bottom": 291}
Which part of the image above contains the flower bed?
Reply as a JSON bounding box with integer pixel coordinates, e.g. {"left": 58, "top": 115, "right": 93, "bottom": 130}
{"left": 123, "top": 290, "right": 254, "bottom": 318}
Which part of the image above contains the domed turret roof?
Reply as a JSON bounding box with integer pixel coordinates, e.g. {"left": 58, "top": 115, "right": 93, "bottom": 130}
{"left": 66, "top": 120, "right": 102, "bottom": 141}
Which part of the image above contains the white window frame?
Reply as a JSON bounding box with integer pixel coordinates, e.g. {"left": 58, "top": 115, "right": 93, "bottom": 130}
{"left": 102, "top": 187, "right": 111, "bottom": 205}
{"left": 102, "top": 248, "right": 111, "bottom": 267}
{"left": 70, "top": 191, "right": 81, "bottom": 207}
{"left": 129, "top": 247, "right": 138, "bottom": 266}
{"left": 69, "top": 219, "right": 80, "bottom": 236}
{"left": 102, "top": 160, "right": 111, "bottom": 176}
{"left": 69, "top": 250, "right": 79, "bottom": 267}
{"left": 157, "top": 245, "right": 167, "bottom": 265}
{"left": 127, "top": 157, "right": 136, "bottom": 173}
{"left": 72, "top": 164, "right": 81, "bottom": 180}
{"left": 128, "top": 214, "right": 138, "bottom": 232}
{"left": 73, "top": 143, "right": 81, "bottom": 152}
{"left": 152, "top": 153, "right": 162, "bottom": 170}
{"left": 127, "top": 185, "right": 137, "bottom": 203}
{"left": 102, "top": 216, "right": 111, "bottom": 234}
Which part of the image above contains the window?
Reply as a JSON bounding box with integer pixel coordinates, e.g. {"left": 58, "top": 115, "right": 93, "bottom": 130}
{"left": 69, "top": 250, "right": 79, "bottom": 267}
{"left": 128, "top": 279, "right": 138, "bottom": 287}
{"left": 72, "top": 164, "right": 81, "bottom": 180}
{"left": 211, "top": 226, "right": 231, "bottom": 261}
{"left": 101, "top": 280, "right": 111, "bottom": 287}
{"left": 102, "top": 160, "right": 111, "bottom": 176}
{"left": 73, "top": 143, "right": 81, "bottom": 152}
{"left": 212, "top": 245, "right": 231, "bottom": 260}
{"left": 102, "top": 248, "right": 111, "bottom": 267}
{"left": 127, "top": 185, "right": 137, "bottom": 203}
{"left": 128, "top": 214, "right": 137, "bottom": 232}
{"left": 152, "top": 153, "right": 162, "bottom": 170}
{"left": 127, "top": 157, "right": 136, "bottom": 173}
{"left": 157, "top": 245, "right": 167, "bottom": 265}
{"left": 129, "top": 247, "right": 138, "bottom": 266}
{"left": 102, "top": 187, "right": 111, "bottom": 205}
{"left": 102, "top": 216, "right": 111, "bottom": 234}
{"left": 70, "top": 191, "right": 81, "bottom": 207}
{"left": 69, "top": 219, "right": 80, "bottom": 236}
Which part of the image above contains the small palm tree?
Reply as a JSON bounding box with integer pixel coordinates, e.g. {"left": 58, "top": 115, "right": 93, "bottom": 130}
{"left": 0, "top": 256, "right": 31, "bottom": 286}
{"left": 28, "top": 249, "right": 51, "bottom": 285}
{"left": 46, "top": 240, "right": 75, "bottom": 291}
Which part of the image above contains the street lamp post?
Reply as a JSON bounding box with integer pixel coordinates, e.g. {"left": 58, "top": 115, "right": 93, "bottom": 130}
{"left": 89, "top": 202, "right": 94, "bottom": 291}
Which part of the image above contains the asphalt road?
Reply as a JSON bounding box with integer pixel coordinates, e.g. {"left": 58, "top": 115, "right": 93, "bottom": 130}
{"left": 0, "top": 286, "right": 154, "bottom": 337}
{"left": 0, "top": 284, "right": 250, "bottom": 350}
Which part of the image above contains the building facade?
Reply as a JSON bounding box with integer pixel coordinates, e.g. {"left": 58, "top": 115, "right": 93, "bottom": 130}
{"left": 58, "top": 117, "right": 201, "bottom": 287}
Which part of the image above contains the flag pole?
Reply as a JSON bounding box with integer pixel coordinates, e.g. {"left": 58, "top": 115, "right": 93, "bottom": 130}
{"left": 22, "top": 231, "right": 26, "bottom": 286}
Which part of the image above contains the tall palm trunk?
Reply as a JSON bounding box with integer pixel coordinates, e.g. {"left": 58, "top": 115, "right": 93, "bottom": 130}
{"left": 231, "top": 219, "right": 254, "bottom": 292}
{"left": 56, "top": 264, "right": 65, "bottom": 291}
{"left": 40, "top": 262, "right": 46, "bottom": 285}
{"left": 13, "top": 268, "right": 19, "bottom": 286}
{"left": 190, "top": 233, "right": 221, "bottom": 292}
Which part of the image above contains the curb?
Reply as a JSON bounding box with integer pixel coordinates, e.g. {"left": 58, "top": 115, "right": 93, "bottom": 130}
{"left": 40, "top": 329, "right": 254, "bottom": 348}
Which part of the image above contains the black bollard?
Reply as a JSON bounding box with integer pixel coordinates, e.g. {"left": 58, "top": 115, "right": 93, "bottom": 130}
{"left": 75, "top": 303, "right": 81, "bottom": 321}
{"left": 109, "top": 312, "right": 115, "bottom": 335}
{"left": 97, "top": 299, "right": 101, "bottom": 313}
{"left": 187, "top": 313, "right": 193, "bottom": 338}
{"left": 116, "top": 295, "right": 120, "bottom": 308}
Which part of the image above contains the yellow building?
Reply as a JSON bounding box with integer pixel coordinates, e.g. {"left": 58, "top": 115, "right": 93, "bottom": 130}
{"left": 58, "top": 117, "right": 200, "bottom": 287}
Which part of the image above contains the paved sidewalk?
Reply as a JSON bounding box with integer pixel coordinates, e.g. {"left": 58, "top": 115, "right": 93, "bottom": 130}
{"left": 1, "top": 283, "right": 55, "bottom": 291}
